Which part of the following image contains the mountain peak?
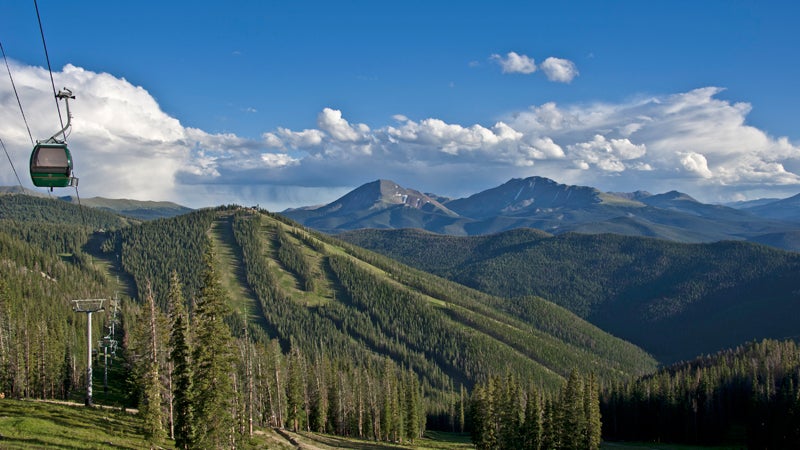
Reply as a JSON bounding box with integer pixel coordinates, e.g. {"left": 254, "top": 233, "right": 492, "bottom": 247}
{"left": 300, "top": 179, "right": 458, "bottom": 218}
{"left": 654, "top": 190, "right": 698, "bottom": 202}
{"left": 445, "top": 175, "right": 605, "bottom": 219}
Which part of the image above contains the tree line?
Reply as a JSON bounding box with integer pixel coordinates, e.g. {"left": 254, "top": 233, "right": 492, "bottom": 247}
{"left": 0, "top": 222, "right": 112, "bottom": 402}
{"left": 602, "top": 338, "right": 800, "bottom": 448}
{"left": 124, "top": 245, "right": 427, "bottom": 448}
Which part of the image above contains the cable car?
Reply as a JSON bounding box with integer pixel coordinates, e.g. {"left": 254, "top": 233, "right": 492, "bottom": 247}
{"left": 30, "top": 142, "right": 73, "bottom": 188}
{"left": 29, "top": 88, "right": 77, "bottom": 190}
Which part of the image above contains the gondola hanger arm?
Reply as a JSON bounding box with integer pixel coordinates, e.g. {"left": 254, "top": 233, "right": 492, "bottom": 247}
{"left": 45, "top": 88, "right": 75, "bottom": 143}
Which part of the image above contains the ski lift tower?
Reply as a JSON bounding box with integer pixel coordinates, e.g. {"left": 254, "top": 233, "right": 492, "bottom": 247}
{"left": 73, "top": 299, "right": 105, "bottom": 406}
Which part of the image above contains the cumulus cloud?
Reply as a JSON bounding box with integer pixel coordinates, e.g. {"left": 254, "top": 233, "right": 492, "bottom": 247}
{"left": 680, "top": 152, "right": 713, "bottom": 178}
{"left": 490, "top": 53, "right": 579, "bottom": 83}
{"left": 317, "top": 108, "right": 369, "bottom": 142}
{"left": 540, "top": 57, "right": 579, "bottom": 83}
{"left": 491, "top": 52, "right": 537, "bottom": 74}
{"left": 0, "top": 62, "right": 283, "bottom": 205}
{"left": 2, "top": 61, "right": 799, "bottom": 208}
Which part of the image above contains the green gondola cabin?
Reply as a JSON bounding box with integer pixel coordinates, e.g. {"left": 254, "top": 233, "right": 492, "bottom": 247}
{"left": 30, "top": 142, "right": 73, "bottom": 188}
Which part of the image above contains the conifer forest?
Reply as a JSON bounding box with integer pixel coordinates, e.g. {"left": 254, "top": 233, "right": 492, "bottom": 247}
{"left": 2, "top": 194, "right": 800, "bottom": 448}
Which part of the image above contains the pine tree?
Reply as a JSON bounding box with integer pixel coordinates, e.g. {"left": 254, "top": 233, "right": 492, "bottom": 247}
{"left": 0, "top": 278, "right": 9, "bottom": 394}
{"left": 140, "top": 283, "right": 165, "bottom": 446}
{"left": 459, "top": 383, "right": 467, "bottom": 433}
{"left": 498, "top": 371, "right": 522, "bottom": 449}
{"left": 168, "top": 271, "right": 195, "bottom": 449}
{"left": 560, "top": 370, "right": 586, "bottom": 450}
{"left": 583, "top": 372, "right": 602, "bottom": 450}
{"left": 192, "top": 243, "right": 236, "bottom": 448}
{"left": 471, "top": 379, "right": 498, "bottom": 450}
{"left": 541, "top": 397, "right": 558, "bottom": 450}
{"left": 404, "top": 368, "right": 421, "bottom": 442}
{"left": 286, "top": 341, "right": 304, "bottom": 432}
{"left": 522, "top": 385, "right": 541, "bottom": 450}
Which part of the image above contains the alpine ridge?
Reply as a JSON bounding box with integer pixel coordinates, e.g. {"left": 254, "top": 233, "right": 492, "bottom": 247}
{"left": 282, "top": 176, "right": 800, "bottom": 251}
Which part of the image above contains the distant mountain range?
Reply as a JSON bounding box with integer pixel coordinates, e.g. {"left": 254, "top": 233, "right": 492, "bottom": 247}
{"left": 339, "top": 227, "right": 800, "bottom": 363}
{"left": 283, "top": 177, "right": 800, "bottom": 251}
{"left": 0, "top": 186, "right": 192, "bottom": 220}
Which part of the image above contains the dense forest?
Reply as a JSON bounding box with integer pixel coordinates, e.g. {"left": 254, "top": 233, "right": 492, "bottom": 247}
{"left": 4, "top": 193, "right": 800, "bottom": 448}
{"left": 0, "top": 214, "right": 114, "bottom": 401}
{"left": 470, "top": 370, "right": 601, "bottom": 450}
{"left": 602, "top": 339, "right": 800, "bottom": 448}
{"left": 340, "top": 227, "right": 800, "bottom": 363}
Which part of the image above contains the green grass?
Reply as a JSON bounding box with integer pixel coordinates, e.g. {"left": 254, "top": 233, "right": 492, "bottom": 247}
{"left": 0, "top": 399, "right": 475, "bottom": 449}
{"left": 0, "top": 399, "right": 151, "bottom": 449}
{"left": 602, "top": 442, "right": 746, "bottom": 450}
{"left": 209, "top": 216, "right": 266, "bottom": 326}
{"left": 284, "top": 429, "right": 474, "bottom": 449}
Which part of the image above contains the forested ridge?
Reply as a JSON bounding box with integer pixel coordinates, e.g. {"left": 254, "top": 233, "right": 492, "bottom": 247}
{"left": 109, "top": 206, "right": 655, "bottom": 445}
{"left": 0, "top": 196, "right": 655, "bottom": 446}
{"left": 339, "top": 227, "right": 800, "bottom": 363}
{"left": 0, "top": 197, "right": 117, "bottom": 402}
{"left": 4, "top": 194, "right": 800, "bottom": 448}
{"left": 603, "top": 338, "right": 800, "bottom": 448}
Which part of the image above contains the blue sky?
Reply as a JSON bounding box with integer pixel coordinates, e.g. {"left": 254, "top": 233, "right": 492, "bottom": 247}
{"left": 2, "top": 1, "right": 799, "bottom": 209}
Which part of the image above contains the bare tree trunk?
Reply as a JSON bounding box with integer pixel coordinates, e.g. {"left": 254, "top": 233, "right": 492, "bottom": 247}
{"left": 23, "top": 319, "right": 30, "bottom": 398}
{"left": 39, "top": 322, "right": 47, "bottom": 399}
{"left": 357, "top": 371, "right": 364, "bottom": 438}
{"left": 274, "top": 353, "right": 284, "bottom": 428}
{"left": 245, "top": 333, "right": 253, "bottom": 437}
{"left": 168, "top": 361, "right": 174, "bottom": 439}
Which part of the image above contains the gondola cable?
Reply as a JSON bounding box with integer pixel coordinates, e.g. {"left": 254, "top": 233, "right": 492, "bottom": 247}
{"left": 33, "top": 0, "right": 65, "bottom": 135}
{"left": 0, "top": 136, "right": 25, "bottom": 190}
{"left": 31, "top": 0, "right": 84, "bottom": 225}
{"left": 1, "top": 41, "right": 35, "bottom": 146}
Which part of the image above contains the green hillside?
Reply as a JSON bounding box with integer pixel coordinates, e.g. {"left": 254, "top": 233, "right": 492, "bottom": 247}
{"left": 102, "top": 207, "right": 656, "bottom": 390}
{"left": 338, "top": 228, "right": 800, "bottom": 363}
{"left": 0, "top": 195, "right": 656, "bottom": 447}
{"left": 603, "top": 338, "right": 800, "bottom": 448}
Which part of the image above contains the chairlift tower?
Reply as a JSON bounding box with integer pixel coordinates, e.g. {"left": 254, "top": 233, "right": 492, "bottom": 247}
{"left": 73, "top": 299, "right": 105, "bottom": 406}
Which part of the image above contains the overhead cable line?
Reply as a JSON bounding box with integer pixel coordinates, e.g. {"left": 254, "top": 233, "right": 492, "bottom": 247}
{"left": 1, "top": 41, "right": 35, "bottom": 146}
{"left": 31, "top": 1, "right": 87, "bottom": 226}
{"left": 33, "top": 0, "right": 65, "bottom": 138}
{"left": 0, "top": 136, "right": 25, "bottom": 190}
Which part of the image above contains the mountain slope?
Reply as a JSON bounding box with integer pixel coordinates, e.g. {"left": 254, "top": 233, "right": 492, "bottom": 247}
{"left": 282, "top": 176, "right": 800, "bottom": 249}
{"left": 743, "top": 193, "right": 800, "bottom": 222}
{"left": 58, "top": 195, "right": 193, "bottom": 220}
{"left": 284, "top": 179, "right": 460, "bottom": 232}
{"left": 105, "top": 207, "right": 656, "bottom": 394}
{"left": 339, "top": 227, "right": 800, "bottom": 363}
{"left": 444, "top": 176, "right": 642, "bottom": 219}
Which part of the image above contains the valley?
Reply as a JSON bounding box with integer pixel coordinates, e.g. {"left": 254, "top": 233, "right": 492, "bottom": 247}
{"left": 2, "top": 189, "right": 800, "bottom": 448}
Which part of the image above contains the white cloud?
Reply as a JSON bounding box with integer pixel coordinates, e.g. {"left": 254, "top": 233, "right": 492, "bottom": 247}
{"left": 261, "top": 152, "right": 299, "bottom": 168}
{"left": 491, "top": 52, "right": 537, "bottom": 74}
{"left": 317, "top": 108, "right": 369, "bottom": 142}
{"left": 540, "top": 57, "right": 579, "bottom": 83}
{"left": 2, "top": 61, "right": 799, "bottom": 208}
{"left": 680, "top": 152, "right": 713, "bottom": 178}
{"left": 276, "top": 127, "right": 325, "bottom": 148}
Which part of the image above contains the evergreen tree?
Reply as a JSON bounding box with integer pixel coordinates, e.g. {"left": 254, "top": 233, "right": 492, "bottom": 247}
{"left": 541, "top": 397, "right": 560, "bottom": 450}
{"left": 168, "top": 271, "right": 195, "bottom": 449}
{"left": 498, "top": 372, "right": 522, "bottom": 449}
{"left": 286, "top": 341, "right": 305, "bottom": 432}
{"left": 404, "top": 368, "right": 422, "bottom": 442}
{"left": 583, "top": 372, "right": 602, "bottom": 450}
{"left": 139, "top": 283, "right": 165, "bottom": 446}
{"left": 471, "top": 379, "right": 498, "bottom": 450}
{"left": 521, "top": 386, "right": 541, "bottom": 450}
{"left": 560, "top": 370, "right": 586, "bottom": 450}
{"left": 192, "top": 243, "right": 237, "bottom": 448}
{"left": 459, "top": 383, "right": 467, "bottom": 433}
{"left": 0, "top": 278, "right": 9, "bottom": 394}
